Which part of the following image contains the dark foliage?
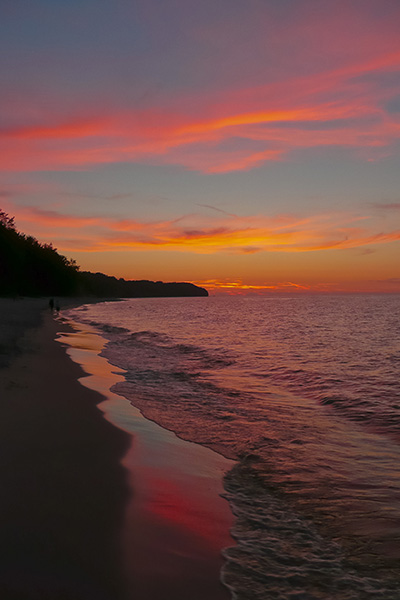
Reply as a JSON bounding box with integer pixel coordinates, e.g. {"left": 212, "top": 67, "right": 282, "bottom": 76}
{"left": 0, "top": 209, "right": 79, "bottom": 296}
{"left": 0, "top": 210, "right": 208, "bottom": 298}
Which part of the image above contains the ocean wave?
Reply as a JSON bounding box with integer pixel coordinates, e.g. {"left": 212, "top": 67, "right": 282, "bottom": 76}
{"left": 223, "top": 461, "right": 400, "bottom": 600}
{"left": 66, "top": 296, "right": 400, "bottom": 599}
{"left": 87, "top": 320, "right": 130, "bottom": 336}
{"left": 257, "top": 365, "right": 400, "bottom": 439}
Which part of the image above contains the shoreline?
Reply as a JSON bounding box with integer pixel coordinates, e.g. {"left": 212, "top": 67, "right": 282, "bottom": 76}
{"left": 0, "top": 298, "right": 234, "bottom": 599}
{"left": 57, "top": 311, "right": 234, "bottom": 600}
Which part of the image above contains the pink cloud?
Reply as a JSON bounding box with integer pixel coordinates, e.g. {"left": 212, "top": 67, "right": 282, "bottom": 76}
{"left": 0, "top": 36, "right": 399, "bottom": 174}
{"left": 2, "top": 118, "right": 109, "bottom": 140}
{"left": 14, "top": 206, "right": 101, "bottom": 228}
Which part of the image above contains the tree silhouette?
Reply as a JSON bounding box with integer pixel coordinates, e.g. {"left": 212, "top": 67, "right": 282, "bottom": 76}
{"left": 0, "top": 210, "right": 79, "bottom": 296}
{"left": 0, "top": 209, "right": 208, "bottom": 298}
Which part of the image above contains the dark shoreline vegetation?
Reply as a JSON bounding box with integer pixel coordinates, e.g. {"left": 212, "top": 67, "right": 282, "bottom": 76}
{"left": 0, "top": 210, "right": 208, "bottom": 298}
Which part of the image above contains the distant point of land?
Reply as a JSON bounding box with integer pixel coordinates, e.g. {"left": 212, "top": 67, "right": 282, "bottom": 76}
{"left": 0, "top": 209, "right": 208, "bottom": 298}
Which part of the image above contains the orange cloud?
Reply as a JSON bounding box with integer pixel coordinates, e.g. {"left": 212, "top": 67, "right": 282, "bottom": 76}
{"left": 190, "top": 277, "right": 400, "bottom": 295}
{"left": 175, "top": 104, "right": 362, "bottom": 136}
{"left": 189, "top": 279, "right": 331, "bottom": 295}
{"left": 9, "top": 205, "right": 400, "bottom": 256}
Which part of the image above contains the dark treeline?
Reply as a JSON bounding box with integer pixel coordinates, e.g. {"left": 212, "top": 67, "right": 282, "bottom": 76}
{"left": 0, "top": 210, "right": 79, "bottom": 297}
{"left": 78, "top": 271, "right": 208, "bottom": 297}
{"left": 0, "top": 210, "right": 208, "bottom": 298}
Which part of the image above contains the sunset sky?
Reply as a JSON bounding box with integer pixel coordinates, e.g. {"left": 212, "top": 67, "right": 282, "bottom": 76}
{"left": 1, "top": 0, "right": 400, "bottom": 293}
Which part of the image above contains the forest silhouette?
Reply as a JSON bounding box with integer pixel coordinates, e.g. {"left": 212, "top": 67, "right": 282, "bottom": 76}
{"left": 0, "top": 210, "right": 207, "bottom": 298}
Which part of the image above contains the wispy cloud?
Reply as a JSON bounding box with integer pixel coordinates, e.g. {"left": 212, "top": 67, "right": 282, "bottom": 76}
{"left": 1, "top": 40, "right": 399, "bottom": 173}
{"left": 196, "top": 204, "right": 238, "bottom": 218}
{"left": 9, "top": 204, "right": 400, "bottom": 255}
{"left": 14, "top": 206, "right": 101, "bottom": 229}
{"left": 190, "top": 279, "right": 315, "bottom": 294}
{"left": 371, "top": 202, "right": 400, "bottom": 211}
{"left": 190, "top": 277, "right": 400, "bottom": 294}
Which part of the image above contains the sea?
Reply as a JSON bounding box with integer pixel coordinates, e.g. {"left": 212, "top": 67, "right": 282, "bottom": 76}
{"left": 65, "top": 294, "right": 400, "bottom": 600}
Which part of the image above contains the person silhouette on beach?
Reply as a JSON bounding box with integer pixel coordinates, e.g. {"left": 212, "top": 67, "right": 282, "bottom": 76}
{"left": 49, "top": 298, "right": 54, "bottom": 311}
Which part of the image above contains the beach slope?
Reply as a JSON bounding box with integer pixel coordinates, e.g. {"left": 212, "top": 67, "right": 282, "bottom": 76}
{"left": 0, "top": 300, "right": 130, "bottom": 599}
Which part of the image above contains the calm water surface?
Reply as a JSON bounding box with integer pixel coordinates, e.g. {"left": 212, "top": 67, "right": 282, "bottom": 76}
{"left": 67, "top": 294, "right": 400, "bottom": 599}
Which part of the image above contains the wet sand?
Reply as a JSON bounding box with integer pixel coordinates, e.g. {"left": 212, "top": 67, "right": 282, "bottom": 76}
{"left": 0, "top": 299, "right": 234, "bottom": 599}
{"left": 57, "top": 316, "right": 234, "bottom": 600}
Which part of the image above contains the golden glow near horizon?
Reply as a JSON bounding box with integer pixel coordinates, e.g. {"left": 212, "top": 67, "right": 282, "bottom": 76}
{"left": 1, "top": 0, "right": 399, "bottom": 293}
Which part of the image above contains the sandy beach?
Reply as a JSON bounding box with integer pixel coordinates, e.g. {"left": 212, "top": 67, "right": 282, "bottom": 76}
{"left": 0, "top": 299, "right": 234, "bottom": 599}
{"left": 0, "top": 299, "right": 130, "bottom": 599}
